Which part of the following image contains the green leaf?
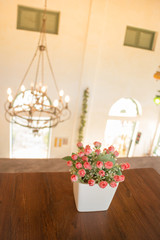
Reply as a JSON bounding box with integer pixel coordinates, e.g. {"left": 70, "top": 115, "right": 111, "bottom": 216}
{"left": 117, "top": 169, "right": 122, "bottom": 175}
{"left": 96, "top": 154, "right": 116, "bottom": 164}
{"left": 62, "top": 156, "right": 72, "bottom": 161}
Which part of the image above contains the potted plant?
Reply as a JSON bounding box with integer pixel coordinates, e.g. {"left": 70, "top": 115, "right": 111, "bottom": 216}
{"left": 63, "top": 141, "right": 130, "bottom": 212}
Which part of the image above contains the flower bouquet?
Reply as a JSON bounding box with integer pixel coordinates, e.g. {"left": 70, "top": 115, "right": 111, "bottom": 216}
{"left": 63, "top": 141, "right": 130, "bottom": 188}
{"left": 63, "top": 141, "right": 130, "bottom": 212}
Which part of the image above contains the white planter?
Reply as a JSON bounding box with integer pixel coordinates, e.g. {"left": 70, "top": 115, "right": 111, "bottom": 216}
{"left": 73, "top": 182, "right": 118, "bottom": 212}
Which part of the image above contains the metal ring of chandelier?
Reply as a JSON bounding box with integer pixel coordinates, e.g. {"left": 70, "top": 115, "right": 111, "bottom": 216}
{"left": 5, "top": 90, "right": 70, "bottom": 129}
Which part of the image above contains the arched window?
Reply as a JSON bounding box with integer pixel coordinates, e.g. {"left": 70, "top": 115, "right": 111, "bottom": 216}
{"left": 109, "top": 98, "right": 142, "bottom": 117}
{"left": 10, "top": 91, "right": 51, "bottom": 158}
{"left": 105, "top": 98, "right": 142, "bottom": 157}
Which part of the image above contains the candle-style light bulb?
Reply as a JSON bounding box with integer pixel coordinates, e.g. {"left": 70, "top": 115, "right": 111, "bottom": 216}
{"left": 8, "top": 95, "right": 13, "bottom": 103}
{"left": 53, "top": 99, "right": 59, "bottom": 107}
{"left": 59, "top": 90, "right": 64, "bottom": 97}
{"left": 65, "top": 95, "right": 70, "bottom": 103}
{"left": 21, "top": 85, "right": 25, "bottom": 92}
{"left": 41, "top": 86, "right": 47, "bottom": 93}
{"left": 7, "top": 88, "right": 12, "bottom": 95}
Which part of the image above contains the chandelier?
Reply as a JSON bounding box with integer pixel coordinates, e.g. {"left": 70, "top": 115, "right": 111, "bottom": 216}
{"left": 153, "top": 66, "right": 160, "bottom": 80}
{"left": 154, "top": 94, "right": 160, "bottom": 105}
{"left": 153, "top": 65, "right": 160, "bottom": 105}
{"left": 5, "top": 0, "right": 71, "bottom": 131}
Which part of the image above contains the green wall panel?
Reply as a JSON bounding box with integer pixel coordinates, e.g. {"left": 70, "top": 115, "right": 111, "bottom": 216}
{"left": 124, "top": 26, "right": 156, "bottom": 50}
{"left": 17, "top": 5, "right": 60, "bottom": 35}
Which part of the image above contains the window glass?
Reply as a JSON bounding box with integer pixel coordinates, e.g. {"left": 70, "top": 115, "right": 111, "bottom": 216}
{"left": 11, "top": 90, "right": 51, "bottom": 158}
{"left": 105, "top": 120, "right": 136, "bottom": 157}
{"left": 105, "top": 98, "right": 141, "bottom": 157}
{"left": 11, "top": 122, "right": 51, "bottom": 158}
{"left": 109, "top": 98, "right": 140, "bottom": 117}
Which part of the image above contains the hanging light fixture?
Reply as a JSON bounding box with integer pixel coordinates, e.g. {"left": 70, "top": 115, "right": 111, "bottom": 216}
{"left": 5, "top": 0, "right": 71, "bottom": 130}
{"left": 153, "top": 65, "right": 160, "bottom": 105}
{"left": 154, "top": 95, "right": 160, "bottom": 105}
{"left": 153, "top": 66, "right": 160, "bottom": 80}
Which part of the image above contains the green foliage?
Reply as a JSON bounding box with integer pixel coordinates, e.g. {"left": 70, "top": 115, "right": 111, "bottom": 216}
{"left": 78, "top": 88, "right": 89, "bottom": 143}
{"left": 62, "top": 156, "right": 72, "bottom": 161}
{"left": 116, "top": 169, "right": 122, "bottom": 176}
{"left": 96, "top": 154, "right": 116, "bottom": 164}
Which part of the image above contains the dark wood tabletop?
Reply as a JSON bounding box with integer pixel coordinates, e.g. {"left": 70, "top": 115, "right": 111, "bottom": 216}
{"left": 0, "top": 168, "right": 160, "bottom": 240}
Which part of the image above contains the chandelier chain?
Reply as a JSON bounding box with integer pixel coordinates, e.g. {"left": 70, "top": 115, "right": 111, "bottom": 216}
{"left": 44, "top": 0, "right": 47, "bottom": 12}
{"left": 42, "top": 49, "right": 44, "bottom": 86}
{"left": 44, "top": 35, "right": 59, "bottom": 94}
{"left": 34, "top": 50, "right": 42, "bottom": 90}
{"left": 15, "top": 47, "right": 39, "bottom": 96}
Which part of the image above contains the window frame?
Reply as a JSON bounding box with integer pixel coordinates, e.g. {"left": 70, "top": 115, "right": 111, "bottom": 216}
{"left": 17, "top": 5, "right": 60, "bottom": 35}
{"left": 124, "top": 26, "right": 156, "bottom": 51}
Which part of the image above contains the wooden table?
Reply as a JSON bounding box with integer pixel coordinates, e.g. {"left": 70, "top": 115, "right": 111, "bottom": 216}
{"left": 0, "top": 168, "right": 160, "bottom": 240}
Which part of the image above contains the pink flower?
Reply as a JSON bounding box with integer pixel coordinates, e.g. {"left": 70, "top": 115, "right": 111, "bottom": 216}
{"left": 108, "top": 145, "right": 115, "bottom": 153}
{"left": 95, "top": 149, "right": 101, "bottom": 155}
{"left": 121, "top": 164, "right": 125, "bottom": 170}
{"left": 105, "top": 161, "right": 113, "bottom": 169}
{"left": 99, "top": 170, "right": 105, "bottom": 177}
{"left": 78, "top": 169, "right": 86, "bottom": 177}
{"left": 96, "top": 161, "right": 103, "bottom": 169}
{"left": 78, "top": 151, "right": 84, "bottom": 157}
{"left": 71, "top": 154, "right": 78, "bottom": 160}
{"left": 77, "top": 142, "right": 83, "bottom": 148}
{"left": 88, "top": 179, "right": 95, "bottom": 186}
{"left": 114, "top": 175, "right": 125, "bottom": 182}
{"left": 67, "top": 161, "right": 72, "bottom": 167}
{"left": 71, "top": 175, "right": 78, "bottom": 182}
{"left": 125, "top": 163, "right": 130, "bottom": 169}
{"left": 119, "top": 175, "right": 125, "bottom": 182}
{"left": 114, "top": 151, "right": 119, "bottom": 157}
{"left": 99, "top": 181, "right": 108, "bottom": 188}
{"left": 84, "top": 148, "right": 92, "bottom": 155}
{"left": 85, "top": 145, "right": 91, "bottom": 149}
{"left": 84, "top": 162, "right": 92, "bottom": 170}
{"left": 121, "top": 163, "right": 130, "bottom": 170}
{"left": 93, "top": 141, "right": 101, "bottom": 148}
{"left": 75, "top": 162, "right": 82, "bottom": 169}
{"left": 110, "top": 181, "right": 117, "bottom": 188}
{"left": 113, "top": 175, "right": 120, "bottom": 182}
{"left": 103, "top": 148, "right": 110, "bottom": 154}
{"left": 82, "top": 156, "right": 88, "bottom": 161}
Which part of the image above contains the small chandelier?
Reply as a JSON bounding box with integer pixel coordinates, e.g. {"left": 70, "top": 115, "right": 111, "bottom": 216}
{"left": 154, "top": 94, "right": 160, "bottom": 105}
{"left": 153, "top": 66, "right": 160, "bottom": 105}
{"left": 153, "top": 66, "right": 160, "bottom": 80}
{"left": 5, "top": 0, "right": 71, "bottom": 131}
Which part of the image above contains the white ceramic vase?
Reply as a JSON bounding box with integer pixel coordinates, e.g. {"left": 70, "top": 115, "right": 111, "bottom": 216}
{"left": 73, "top": 182, "right": 118, "bottom": 212}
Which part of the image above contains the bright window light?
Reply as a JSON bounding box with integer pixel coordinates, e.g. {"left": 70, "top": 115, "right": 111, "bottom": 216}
{"left": 109, "top": 98, "right": 142, "bottom": 117}
{"left": 11, "top": 122, "right": 51, "bottom": 158}
{"left": 105, "top": 98, "right": 142, "bottom": 157}
{"left": 105, "top": 120, "right": 136, "bottom": 157}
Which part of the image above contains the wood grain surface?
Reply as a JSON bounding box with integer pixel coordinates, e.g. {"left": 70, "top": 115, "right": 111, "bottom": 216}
{"left": 0, "top": 168, "right": 160, "bottom": 240}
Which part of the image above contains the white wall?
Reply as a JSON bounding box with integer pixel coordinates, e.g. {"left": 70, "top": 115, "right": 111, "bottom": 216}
{"left": 0, "top": 0, "right": 159, "bottom": 158}
{"left": 82, "top": 0, "right": 160, "bottom": 156}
